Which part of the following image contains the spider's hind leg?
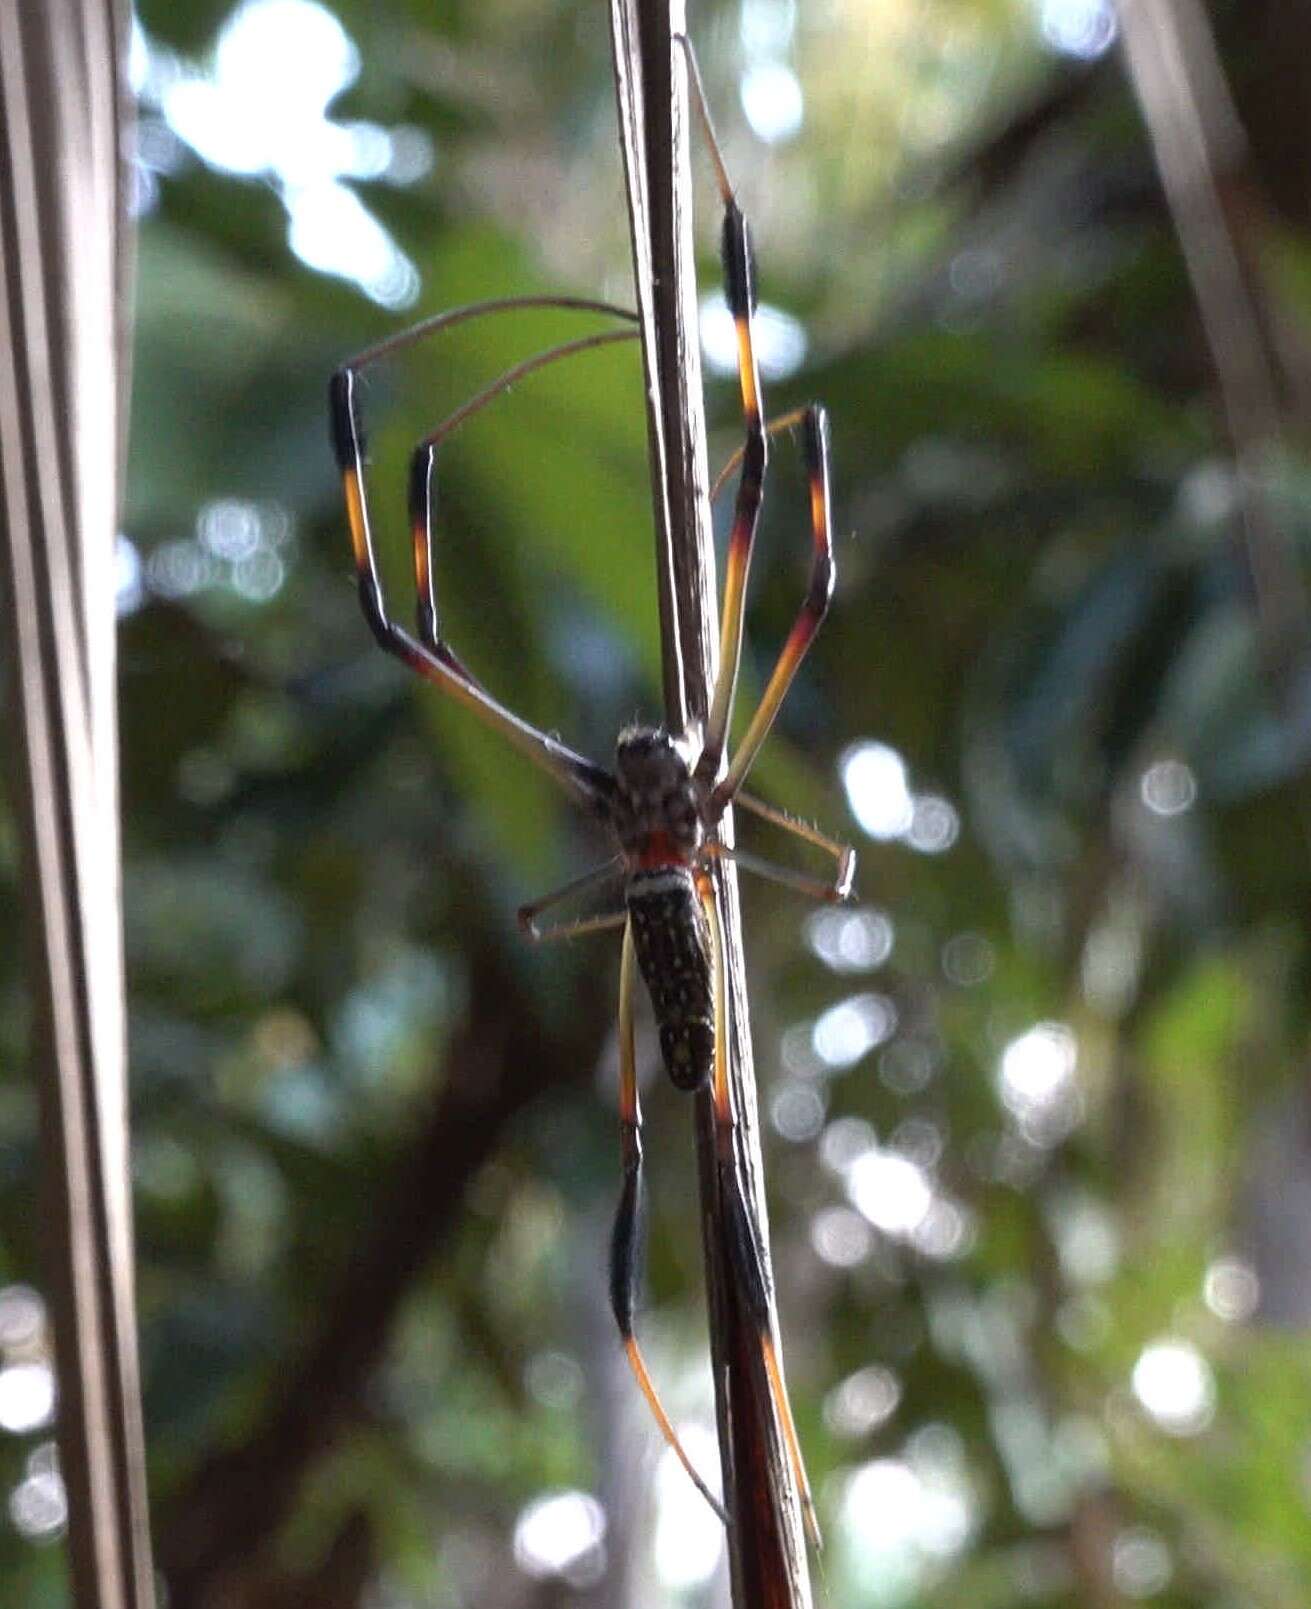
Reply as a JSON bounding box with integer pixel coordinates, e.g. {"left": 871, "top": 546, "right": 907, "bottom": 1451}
{"left": 701, "top": 877, "right": 823, "bottom": 1549}
{"left": 611, "top": 918, "right": 726, "bottom": 1524}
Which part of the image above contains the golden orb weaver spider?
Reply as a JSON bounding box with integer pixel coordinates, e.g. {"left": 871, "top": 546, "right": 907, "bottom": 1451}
{"left": 329, "top": 35, "right": 852, "bottom": 1546}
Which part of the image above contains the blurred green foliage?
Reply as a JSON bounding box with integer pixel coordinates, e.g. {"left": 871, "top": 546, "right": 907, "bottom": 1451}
{"left": 4, "top": 0, "right": 1311, "bottom": 1603}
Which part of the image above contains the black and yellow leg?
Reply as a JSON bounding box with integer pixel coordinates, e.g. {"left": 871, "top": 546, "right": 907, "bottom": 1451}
{"left": 701, "top": 880, "right": 823, "bottom": 1549}
{"left": 329, "top": 296, "right": 639, "bottom": 814}
{"left": 711, "top": 406, "right": 834, "bottom": 814}
{"left": 408, "top": 443, "right": 439, "bottom": 657}
{"left": 610, "top": 919, "right": 726, "bottom": 1523}
{"left": 675, "top": 34, "right": 770, "bottom": 786}
{"left": 708, "top": 406, "right": 813, "bottom": 505}
{"left": 406, "top": 441, "right": 479, "bottom": 686}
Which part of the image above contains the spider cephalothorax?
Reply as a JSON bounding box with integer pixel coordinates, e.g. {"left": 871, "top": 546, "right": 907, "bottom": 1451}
{"left": 611, "top": 725, "right": 704, "bottom": 859}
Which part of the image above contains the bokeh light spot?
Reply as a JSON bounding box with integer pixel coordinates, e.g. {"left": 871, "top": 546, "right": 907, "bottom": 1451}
{"left": 824, "top": 1364, "right": 901, "bottom": 1439}
{"left": 1131, "top": 1338, "right": 1216, "bottom": 1436}
{"left": 812, "top": 993, "right": 897, "bottom": 1069}
{"left": 807, "top": 907, "right": 894, "bottom": 973}
{"left": 997, "top": 1023, "right": 1081, "bottom": 1142}
{"left": 810, "top": 1206, "right": 873, "bottom": 1269}
{"left": 1111, "top": 1527, "right": 1172, "bottom": 1598}
{"left": 1203, "top": 1256, "right": 1260, "bottom": 1323}
{"left": 842, "top": 741, "right": 914, "bottom": 841}
{"left": 1039, "top": 0, "right": 1117, "bottom": 59}
{"left": 9, "top": 1469, "right": 66, "bottom": 1542}
{"left": 771, "top": 1079, "right": 827, "bottom": 1142}
{"left": 0, "top": 1287, "right": 45, "bottom": 1351}
{"left": 513, "top": 1489, "right": 606, "bottom": 1582}
{"left": 1140, "top": 758, "right": 1197, "bottom": 817}
{"left": 847, "top": 1149, "right": 933, "bottom": 1237}
{"left": 906, "top": 793, "right": 959, "bottom": 854}
{"left": 0, "top": 1364, "right": 55, "bottom": 1434}
{"left": 740, "top": 61, "right": 804, "bottom": 144}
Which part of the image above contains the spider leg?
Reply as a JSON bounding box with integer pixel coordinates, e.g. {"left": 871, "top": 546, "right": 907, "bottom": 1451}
{"left": 675, "top": 40, "right": 836, "bottom": 812}
{"left": 330, "top": 297, "right": 638, "bottom": 814}
{"left": 611, "top": 918, "right": 726, "bottom": 1523}
{"left": 407, "top": 325, "right": 638, "bottom": 659}
{"left": 341, "top": 293, "right": 638, "bottom": 375}
{"left": 702, "top": 878, "right": 823, "bottom": 1549}
{"left": 674, "top": 35, "right": 768, "bottom": 787}
{"left": 710, "top": 405, "right": 834, "bottom": 815}
{"left": 517, "top": 856, "right": 628, "bottom": 942}
{"left": 700, "top": 836, "right": 854, "bottom": 906}
{"left": 720, "top": 791, "right": 855, "bottom": 902}
{"left": 708, "top": 405, "right": 810, "bottom": 505}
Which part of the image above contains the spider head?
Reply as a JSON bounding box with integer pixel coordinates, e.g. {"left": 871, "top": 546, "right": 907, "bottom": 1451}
{"left": 613, "top": 725, "right": 703, "bottom": 857}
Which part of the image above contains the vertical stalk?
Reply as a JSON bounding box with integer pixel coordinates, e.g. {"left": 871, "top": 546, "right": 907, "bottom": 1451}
{"left": 0, "top": 3, "right": 155, "bottom": 1607}
{"left": 1118, "top": 0, "right": 1311, "bottom": 779}
{"left": 608, "top": 4, "right": 814, "bottom": 1603}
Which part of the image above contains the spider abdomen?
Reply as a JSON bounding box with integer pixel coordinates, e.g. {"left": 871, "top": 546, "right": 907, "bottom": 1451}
{"left": 626, "top": 866, "right": 714, "bottom": 1092}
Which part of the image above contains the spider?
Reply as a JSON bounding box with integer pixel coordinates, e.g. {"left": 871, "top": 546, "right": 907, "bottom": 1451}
{"left": 330, "top": 36, "right": 852, "bottom": 1545}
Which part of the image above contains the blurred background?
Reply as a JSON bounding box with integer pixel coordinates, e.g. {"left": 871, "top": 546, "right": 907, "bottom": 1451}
{"left": 5, "top": 0, "right": 1311, "bottom": 1602}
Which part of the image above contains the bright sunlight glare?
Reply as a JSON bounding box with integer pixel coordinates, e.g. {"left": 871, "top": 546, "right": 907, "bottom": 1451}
{"left": 144, "top": 1, "right": 424, "bottom": 308}
{"left": 1038, "top": 0, "right": 1118, "bottom": 59}
{"left": 513, "top": 1489, "right": 606, "bottom": 1582}
{"left": 1131, "top": 1339, "right": 1216, "bottom": 1436}
{"left": 740, "top": 60, "right": 804, "bottom": 144}
{"left": 842, "top": 741, "right": 914, "bottom": 840}
{"left": 0, "top": 1364, "right": 55, "bottom": 1435}
{"left": 846, "top": 1148, "right": 934, "bottom": 1237}
{"left": 997, "top": 1022, "right": 1081, "bottom": 1142}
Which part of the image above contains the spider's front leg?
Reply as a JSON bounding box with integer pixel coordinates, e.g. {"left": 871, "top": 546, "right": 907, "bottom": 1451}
{"left": 330, "top": 297, "right": 635, "bottom": 814}
{"left": 674, "top": 34, "right": 769, "bottom": 789}
{"left": 711, "top": 405, "right": 835, "bottom": 813}
{"left": 675, "top": 39, "right": 840, "bottom": 826}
